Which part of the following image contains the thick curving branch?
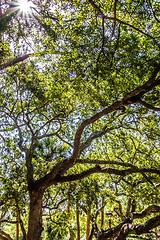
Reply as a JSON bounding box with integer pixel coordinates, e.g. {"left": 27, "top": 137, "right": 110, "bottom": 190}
{"left": 115, "top": 215, "right": 160, "bottom": 240}
{"left": 131, "top": 205, "right": 160, "bottom": 219}
{"left": 54, "top": 165, "right": 160, "bottom": 183}
{"left": 72, "top": 63, "right": 160, "bottom": 160}
{"left": 34, "top": 158, "right": 75, "bottom": 189}
{"left": 97, "top": 206, "right": 160, "bottom": 240}
{"left": 72, "top": 101, "right": 123, "bottom": 159}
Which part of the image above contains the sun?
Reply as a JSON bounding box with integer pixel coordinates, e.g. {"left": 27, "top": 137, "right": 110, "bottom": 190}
{"left": 18, "top": 0, "right": 33, "bottom": 13}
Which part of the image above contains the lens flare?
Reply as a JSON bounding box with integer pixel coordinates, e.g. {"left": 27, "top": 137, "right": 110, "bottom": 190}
{"left": 19, "top": 0, "right": 33, "bottom": 13}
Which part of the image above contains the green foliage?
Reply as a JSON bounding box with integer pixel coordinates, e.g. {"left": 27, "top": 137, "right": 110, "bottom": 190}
{"left": 46, "top": 212, "right": 70, "bottom": 240}
{"left": 0, "top": 0, "right": 160, "bottom": 239}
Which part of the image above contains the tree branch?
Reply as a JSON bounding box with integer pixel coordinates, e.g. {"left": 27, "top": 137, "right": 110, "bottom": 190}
{"left": 88, "top": 0, "right": 160, "bottom": 49}
{"left": 72, "top": 101, "right": 123, "bottom": 159}
{"left": 79, "top": 126, "right": 116, "bottom": 154}
{"left": 16, "top": 202, "right": 27, "bottom": 240}
{"left": 132, "top": 205, "right": 160, "bottom": 219}
{"left": 115, "top": 215, "right": 160, "bottom": 240}
{"left": 137, "top": 99, "right": 160, "bottom": 111}
{"left": 72, "top": 64, "right": 160, "bottom": 160}
{"left": 122, "top": 66, "right": 160, "bottom": 102}
{"left": 43, "top": 198, "right": 67, "bottom": 210}
{"left": 54, "top": 165, "right": 160, "bottom": 183}
{"left": 0, "top": 54, "right": 32, "bottom": 70}
{"left": 0, "top": 133, "right": 6, "bottom": 142}
{"left": 148, "top": 0, "right": 160, "bottom": 23}
{"left": 26, "top": 138, "right": 39, "bottom": 188}
{"left": 0, "top": 220, "right": 18, "bottom": 224}
{"left": 35, "top": 158, "right": 74, "bottom": 189}
{"left": 0, "top": 229, "right": 13, "bottom": 240}
{"left": 97, "top": 206, "right": 160, "bottom": 239}
{"left": 56, "top": 133, "right": 73, "bottom": 148}
{"left": 76, "top": 158, "right": 137, "bottom": 168}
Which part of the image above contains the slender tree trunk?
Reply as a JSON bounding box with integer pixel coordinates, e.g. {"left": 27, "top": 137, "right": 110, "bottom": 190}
{"left": 67, "top": 199, "right": 70, "bottom": 214}
{"left": 125, "top": 198, "right": 132, "bottom": 217}
{"left": 76, "top": 206, "right": 80, "bottom": 240}
{"left": 67, "top": 200, "right": 74, "bottom": 240}
{"left": 109, "top": 219, "right": 113, "bottom": 240}
{"left": 86, "top": 205, "right": 91, "bottom": 240}
{"left": 16, "top": 209, "right": 19, "bottom": 240}
{"left": 27, "top": 190, "right": 44, "bottom": 240}
{"left": 20, "top": 217, "right": 27, "bottom": 240}
{"left": 101, "top": 197, "right": 104, "bottom": 230}
{"left": 16, "top": 204, "right": 26, "bottom": 240}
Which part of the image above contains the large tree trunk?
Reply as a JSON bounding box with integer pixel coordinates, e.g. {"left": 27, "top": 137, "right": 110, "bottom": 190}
{"left": 27, "top": 190, "right": 44, "bottom": 240}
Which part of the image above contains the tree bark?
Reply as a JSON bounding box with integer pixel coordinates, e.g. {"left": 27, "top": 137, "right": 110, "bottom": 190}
{"left": 27, "top": 189, "right": 44, "bottom": 240}
{"left": 125, "top": 198, "right": 132, "bottom": 217}
{"left": 67, "top": 200, "right": 74, "bottom": 240}
{"left": 0, "top": 230, "right": 13, "bottom": 240}
{"left": 100, "top": 197, "right": 104, "bottom": 230}
{"left": 96, "top": 213, "right": 160, "bottom": 240}
{"left": 86, "top": 205, "right": 91, "bottom": 240}
{"left": 16, "top": 204, "right": 26, "bottom": 240}
{"left": 0, "top": 54, "right": 31, "bottom": 70}
{"left": 16, "top": 210, "right": 19, "bottom": 240}
{"left": 76, "top": 206, "right": 80, "bottom": 240}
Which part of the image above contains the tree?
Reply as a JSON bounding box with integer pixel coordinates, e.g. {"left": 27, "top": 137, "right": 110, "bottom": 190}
{"left": 0, "top": 0, "right": 160, "bottom": 239}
